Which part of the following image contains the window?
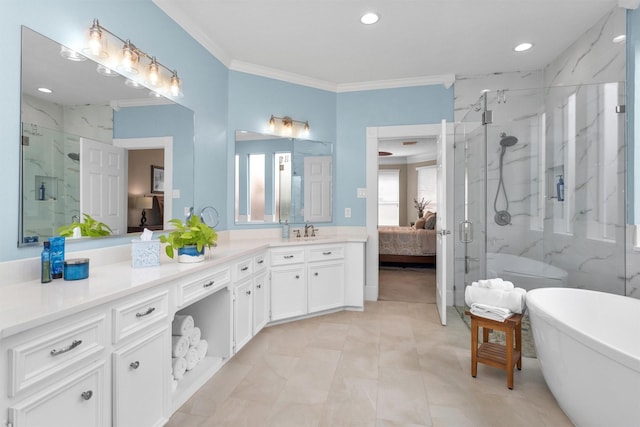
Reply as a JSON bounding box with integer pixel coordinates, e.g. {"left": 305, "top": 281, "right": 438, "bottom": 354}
{"left": 249, "top": 154, "right": 265, "bottom": 221}
{"left": 378, "top": 169, "right": 400, "bottom": 226}
{"left": 416, "top": 166, "right": 437, "bottom": 213}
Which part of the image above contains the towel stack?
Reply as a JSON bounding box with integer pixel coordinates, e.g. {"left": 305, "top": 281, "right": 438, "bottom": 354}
{"left": 171, "top": 314, "right": 209, "bottom": 382}
{"left": 465, "top": 278, "right": 526, "bottom": 322}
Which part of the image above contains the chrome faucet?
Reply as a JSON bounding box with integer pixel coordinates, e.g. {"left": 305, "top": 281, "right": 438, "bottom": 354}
{"left": 304, "top": 223, "right": 314, "bottom": 238}
{"left": 72, "top": 214, "right": 80, "bottom": 223}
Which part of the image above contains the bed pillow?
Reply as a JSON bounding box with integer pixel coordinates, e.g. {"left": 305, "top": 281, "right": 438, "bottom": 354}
{"left": 425, "top": 212, "right": 437, "bottom": 230}
{"left": 414, "top": 217, "right": 427, "bottom": 229}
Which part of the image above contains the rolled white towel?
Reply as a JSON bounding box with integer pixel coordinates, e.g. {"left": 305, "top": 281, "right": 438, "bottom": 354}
{"left": 172, "top": 335, "right": 190, "bottom": 358}
{"left": 196, "top": 339, "right": 208, "bottom": 361}
{"left": 185, "top": 347, "right": 199, "bottom": 371}
{"left": 188, "top": 326, "right": 201, "bottom": 347}
{"left": 470, "top": 303, "right": 513, "bottom": 322}
{"left": 465, "top": 285, "right": 526, "bottom": 314}
{"left": 172, "top": 357, "right": 187, "bottom": 380}
{"left": 172, "top": 314, "right": 194, "bottom": 336}
{"left": 476, "top": 278, "right": 514, "bottom": 290}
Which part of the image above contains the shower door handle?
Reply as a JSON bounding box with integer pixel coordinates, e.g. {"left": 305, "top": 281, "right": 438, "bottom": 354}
{"left": 459, "top": 220, "right": 473, "bottom": 243}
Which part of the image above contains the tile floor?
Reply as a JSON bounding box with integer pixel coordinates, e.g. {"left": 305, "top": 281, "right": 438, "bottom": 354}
{"left": 166, "top": 302, "right": 573, "bottom": 427}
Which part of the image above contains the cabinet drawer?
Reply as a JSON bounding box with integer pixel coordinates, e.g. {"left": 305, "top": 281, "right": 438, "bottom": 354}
{"left": 9, "top": 315, "right": 106, "bottom": 397}
{"left": 254, "top": 252, "right": 267, "bottom": 272}
{"left": 234, "top": 257, "right": 254, "bottom": 281}
{"left": 270, "top": 248, "right": 305, "bottom": 266}
{"left": 112, "top": 290, "right": 169, "bottom": 344}
{"left": 9, "top": 360, "right": 107, "bottom": 427}
{"left": 307, "top": 245, "right": 344, "bottom": 262}
{"left": 178, "top": 266, "right": 231, "bottom": 307}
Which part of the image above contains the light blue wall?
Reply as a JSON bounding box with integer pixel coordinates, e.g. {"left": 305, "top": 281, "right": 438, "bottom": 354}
{"left": 335, "top": 86, "right": 455, "bottom": 225}
{"left": 2, "top": 0, "right": 227, "bottom": 262}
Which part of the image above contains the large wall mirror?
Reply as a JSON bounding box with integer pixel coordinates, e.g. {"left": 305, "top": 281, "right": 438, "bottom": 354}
{"left": 19, "top": 26, "right": 195, "bottom": 246}
{"left": 235, "top": 131, "right": 333, "bottom": 225}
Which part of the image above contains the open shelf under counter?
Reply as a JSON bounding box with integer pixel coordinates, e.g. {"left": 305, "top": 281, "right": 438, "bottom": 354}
{"left": 171, "top": 355, "right": 225, "bottom": 412}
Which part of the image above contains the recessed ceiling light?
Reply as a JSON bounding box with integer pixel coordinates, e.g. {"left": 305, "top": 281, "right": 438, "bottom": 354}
{"left": 514, "top": 42, "right": 533, "bottom": 52}
{"left": 361, "top": 12, "right": 379, "bottom": 25}
{"left": 613, "top": 34, "right": 626, "bottom": 43}
{"left": 37, "top": 87, "right": 52, "bottom": 94}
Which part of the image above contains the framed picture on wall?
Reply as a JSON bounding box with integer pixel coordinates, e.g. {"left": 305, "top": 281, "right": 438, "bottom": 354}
{"left": 151, "top": 165, "right": 164, "bottom": 194}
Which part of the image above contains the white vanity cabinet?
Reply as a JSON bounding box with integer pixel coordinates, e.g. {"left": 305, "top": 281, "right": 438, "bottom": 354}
{"left": 307, "top": 245, "right": 345, "bottom": 313}
{"left": 112, "top": 326, "right": 169, "bottom": 427}
{"left": 232, "top": 252, "right": 269, "bottom": 353}
{"left": 270, "top": 248, "right": 307, "bottom": 321}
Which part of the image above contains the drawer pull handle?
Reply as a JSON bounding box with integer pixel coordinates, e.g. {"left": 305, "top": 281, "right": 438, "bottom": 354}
{"left": 257, "top": 260, "right": 264, "bottom": 264}
{"left": 284, "top": 255, "right": 294, "bottom": 259}
{"left": 241, "top": 266, "right": 249, "bottom": 272}
{"left": 203, "top": 280, "right": 215, "bottom": 288}
{"left": 314, "top": 272, "right": 319, "bottom": 276}
{"left": 81, "top": 390, "right": 93, "bottom": 401}
{"left": 323, "top": 251, "right": 332, "bottom": 255}
{"left": 50, "top": 339, "right": 82, "bottom": 356}
{"left": 130, "top": 361, "right": 140, "bottom": 369}
{"left": 136, "top": 307, "right": 156, "bottom": 318}
{"left": 246, "top": 290, "right": 251, "bottom": 296}
{"left": 295, "top": 275, "right": 300, "bottom": 279}
{"left": 256, "top": 284, "right": 262, "bottom": 289}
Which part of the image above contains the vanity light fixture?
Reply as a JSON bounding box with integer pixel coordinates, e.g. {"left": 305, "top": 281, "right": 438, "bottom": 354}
{"left": 82, "top": 19, "right": 183, "bottom": 97}
{"left": 268, "top": 115, "right": 310, "bottom": 137}
{"left": 59, "top": 46, "right": 87, "bottom": 61}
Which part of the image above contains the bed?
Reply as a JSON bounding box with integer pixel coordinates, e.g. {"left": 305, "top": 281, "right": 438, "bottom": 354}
{"left": 378, "top": 226, "right": 437, "bottom": 264}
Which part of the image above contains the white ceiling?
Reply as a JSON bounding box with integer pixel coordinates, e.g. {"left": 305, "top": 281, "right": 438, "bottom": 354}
{"left": 154, "top": 0, "right": 623, "bottom": 91}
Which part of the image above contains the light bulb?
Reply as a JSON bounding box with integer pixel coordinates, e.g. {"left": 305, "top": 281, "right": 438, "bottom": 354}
{"left": 148, "top": 57, "right": 160, "bottom": 86}
{"left": 170, "top": 72, "right": 181, "bottom": 96}
{"left": 121, "top": 40, "right": 138, "bottom": 72}
{"left": 88, "top": 19, "right": 102, "bottom": 56}
{"left": 303, "top": 121, "right": 310, "bottom": 137}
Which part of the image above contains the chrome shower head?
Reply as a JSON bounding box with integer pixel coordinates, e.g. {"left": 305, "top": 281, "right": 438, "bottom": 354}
{"left": 499, "top": 133, "right": 518, "bottom": 147}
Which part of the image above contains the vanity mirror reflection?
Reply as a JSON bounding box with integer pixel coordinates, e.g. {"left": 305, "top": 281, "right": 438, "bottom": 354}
{"left": 19, "top": 26, "right": 195, "bottom": 246}
{"left": 234, "top": 131, "right": 333, "bottom": 225}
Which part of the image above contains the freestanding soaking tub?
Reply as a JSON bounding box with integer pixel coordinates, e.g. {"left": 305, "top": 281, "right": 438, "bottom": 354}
{"left": 527, "top": 288, "right": 640, "bottom": 427}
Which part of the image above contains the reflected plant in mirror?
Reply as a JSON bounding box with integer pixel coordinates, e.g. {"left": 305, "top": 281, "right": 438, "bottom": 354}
{"left": 234, "top": 131, "right": 333, "bottom": 225}
{"left": 19, "top": 27, "right": 195, "bottom": 246}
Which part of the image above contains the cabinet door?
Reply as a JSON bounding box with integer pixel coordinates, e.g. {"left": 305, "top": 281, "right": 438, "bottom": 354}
{"left": 308, "top": 262, "right": 344, "bottom": 313}
{"left": 270, "top": 267, "right": 306, "bottom": 321}
{"left": 112, "top": 327, "right": 169, "bottom": 427}
{"left": 234, "top": 280, "right": 253, "bottom": 353}
{"left": 252, "top": 271, "right": 269, "bottom": 334}
{"left": 9, "top": 361, "right": 107, "bottom": 427}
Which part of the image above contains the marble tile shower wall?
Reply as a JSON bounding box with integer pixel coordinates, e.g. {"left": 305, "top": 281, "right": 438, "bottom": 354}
{"left": 453, "top": 7, "right": 638, "bottom": 300}
{"left": 20, "top": 94, "right": 112, "bottom": 241}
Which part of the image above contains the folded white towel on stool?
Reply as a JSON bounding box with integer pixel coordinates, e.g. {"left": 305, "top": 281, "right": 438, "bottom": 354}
{"left": 474, "top": 278, "right": 515, "bottom": 290}
{"left": 171, "top": 335, "right": 190, "bottom": 358}
{"left": 185, "top": 347, "right": 199, "bottom": 371}
{"left": 172, "top": 357, "right": 187, "bottom": 380}
{"left": 188, "top": 326, "right": 201, "bottom": 347}
{"left": 172, "top": 314, "right": 194, "bottom": 336}
{"left": 465, "top": 285, "right": 526, "bottom": 314}
{"left": 470, "top": 303, "right": 513, "bottom": 322}
{"left": 196, "top": 339, "right": 208, "bottom": 361}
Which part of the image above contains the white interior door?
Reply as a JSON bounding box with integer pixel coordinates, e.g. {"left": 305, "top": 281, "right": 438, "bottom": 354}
{"left": 80, "top": 137, "right": 126, "bottom": 235}
{"left": 436, "top": 120, "right": 450, "bottom": 325}
{"left": 304, "top": 156, "right": 332, "bottom": 222}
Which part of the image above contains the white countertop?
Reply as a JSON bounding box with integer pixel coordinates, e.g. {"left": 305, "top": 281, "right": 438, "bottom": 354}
{"left": 0, "top": 232, "right": 367, "bottom": 339}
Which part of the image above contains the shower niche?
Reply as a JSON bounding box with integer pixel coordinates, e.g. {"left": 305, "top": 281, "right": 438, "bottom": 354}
{"left": 34, "top": 175, "right": 59, "bottom": 201}
{"left": 547, "top": 165, "right": 564, "bottom": 202}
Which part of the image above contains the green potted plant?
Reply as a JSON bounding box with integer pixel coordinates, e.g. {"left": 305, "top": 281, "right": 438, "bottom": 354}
{"left": 57, "top": 213, "right": 112, "bottom": 237}
{"left": 159, "top": 215, "right": 218, "bottom": 263}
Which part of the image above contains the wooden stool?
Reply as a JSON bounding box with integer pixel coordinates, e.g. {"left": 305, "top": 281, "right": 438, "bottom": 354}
{"left": 466, "top": 311, "right": 523, "bottom": 389}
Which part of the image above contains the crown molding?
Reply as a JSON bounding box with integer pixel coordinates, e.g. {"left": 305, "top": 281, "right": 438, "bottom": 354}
{"left": 229, "top": 60, "right": 338, "bottom": 92}
{"left": 336, "top": 74, "right": 455, "bottom": 93}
